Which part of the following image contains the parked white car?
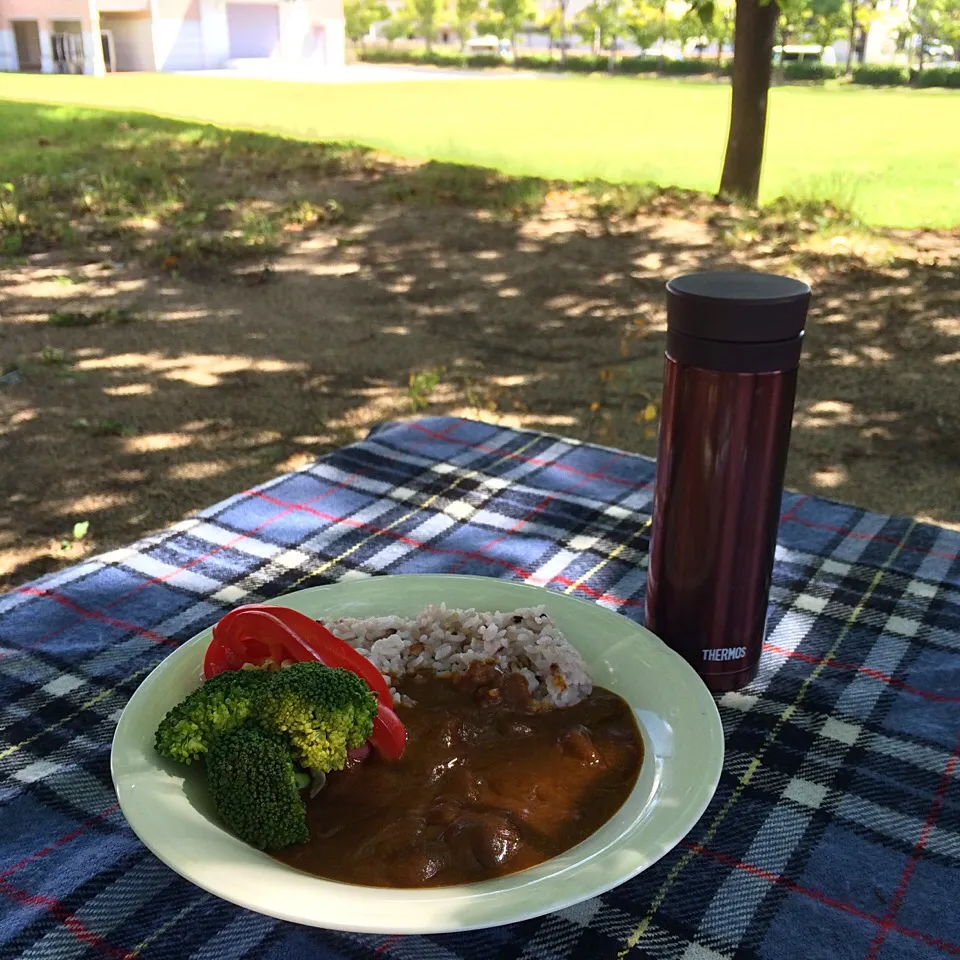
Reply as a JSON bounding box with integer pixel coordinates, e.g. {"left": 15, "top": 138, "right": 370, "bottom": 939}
{"left": 773, "top": 44, "right": 837, "bottom": 66}
{"left": 642, "top": 44, "right": 683, "bottom": 62}
{"left": 922, "top": 41, "right": 955, "bottom": 62}
{"left": 465, "top": 35, "right": 512, "bottom": 59}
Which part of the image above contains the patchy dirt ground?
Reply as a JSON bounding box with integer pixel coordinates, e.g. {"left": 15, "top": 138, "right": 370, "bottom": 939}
{"left": 2, "top": 159, "right": 959, "bottom": 591}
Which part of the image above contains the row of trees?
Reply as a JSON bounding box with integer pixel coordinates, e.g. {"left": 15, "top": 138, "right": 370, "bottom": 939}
{"left": 344, "top": 0, "right": 729, "bottom": 59}
{"left": 899, "top": 0, "right": 960, "bottom": 71}
{"left": 569, "top": 0, "right": 734, "bottom": 61}
{"left": 344, "top": 0, "right": 538, "bottom": 54}
{"left": 347, "top": 0, "right": 958, "bottom": 70}
{"left": 801, "top": 0, "right": 960, "bottom": 75}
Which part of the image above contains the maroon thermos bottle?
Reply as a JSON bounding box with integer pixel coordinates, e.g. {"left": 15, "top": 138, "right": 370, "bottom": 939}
{"left": 645, "top": 271, "right": 811, "bottom": 692}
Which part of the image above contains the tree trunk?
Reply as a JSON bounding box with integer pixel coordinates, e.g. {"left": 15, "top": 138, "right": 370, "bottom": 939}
{"left": 659, "top": 11, "right": 667, "bottom": 68}
{"left": 560, "top": 1, "right": 567, "bottom": 65}
{"left": 774, "top": 22, "right": 787, "bottom": 81}
{"left": 608, "top": 0, "right": 618, "bottom": 71}
{"left": 718, "top": 0, "right": 779, "bottom": 204}
{"left": 845, "top": 1, "right": 857, "bottom": 74}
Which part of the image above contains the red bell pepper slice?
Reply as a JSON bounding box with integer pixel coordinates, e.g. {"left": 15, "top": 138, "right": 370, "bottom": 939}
{"left": 202, "top": 605, "right": 405, "bottom": 761}
{"left": 203, "top": 633, "right": 234, "bottom": 678}
{"left": 371, "top": 701, "right": 406, "bottom": 761}
{"left": 210, "top": 608, "right": 322, "bottom": 675}
{"left": 228, "top": 604, "right": 392, "bottom": 703}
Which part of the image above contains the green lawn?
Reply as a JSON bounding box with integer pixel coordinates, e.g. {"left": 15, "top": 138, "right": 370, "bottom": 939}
{"left": 1, "top": 72, "right": 958, "bottom": 227}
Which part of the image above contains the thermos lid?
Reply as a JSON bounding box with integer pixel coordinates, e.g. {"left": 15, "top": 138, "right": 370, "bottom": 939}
{"left": 665, "top": 272, "right": 811, "bottom": 372}
{"left": 667, "top": 272, "right": 810, "bottom": 343}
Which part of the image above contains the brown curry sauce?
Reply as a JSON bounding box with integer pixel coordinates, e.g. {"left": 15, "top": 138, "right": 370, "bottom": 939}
{"left": 273, "top": 661, "right": 644, "bottom": 888}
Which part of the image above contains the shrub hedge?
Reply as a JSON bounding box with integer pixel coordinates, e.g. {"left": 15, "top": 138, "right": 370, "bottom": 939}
{"left": 783, "top": 61, "right": 838, "bottom": 81}
{"left": 913, "top": 66, "right": 960, "bottom": 88}
{"left": 852, "top": 64, "right": 908, "bottom": 85}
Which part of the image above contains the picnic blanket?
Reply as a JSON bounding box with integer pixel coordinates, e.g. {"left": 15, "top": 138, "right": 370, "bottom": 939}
{"left": 1, "top": 415, "right": 958, "bottom": 960}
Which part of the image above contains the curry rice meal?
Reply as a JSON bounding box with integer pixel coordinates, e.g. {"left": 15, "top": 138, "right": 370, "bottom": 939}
{"left": 155, "top": 604, "right": 644, "bottom": 888}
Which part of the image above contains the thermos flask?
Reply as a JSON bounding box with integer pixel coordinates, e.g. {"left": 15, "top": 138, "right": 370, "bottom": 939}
{"left": 645, "top": 271, "right": 811, "bottom": 692}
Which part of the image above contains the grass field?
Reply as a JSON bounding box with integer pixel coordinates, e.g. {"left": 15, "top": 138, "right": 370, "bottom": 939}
{"left": 2, "top": 84, "right": 957, "bottom": 589}
{"left": 1, "top": 71, "right": 958, "bottom": 227}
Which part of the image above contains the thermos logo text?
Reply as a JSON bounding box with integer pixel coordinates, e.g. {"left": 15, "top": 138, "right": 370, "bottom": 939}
{"left": 703, "top": 646, "right": 747, "bottom": 662}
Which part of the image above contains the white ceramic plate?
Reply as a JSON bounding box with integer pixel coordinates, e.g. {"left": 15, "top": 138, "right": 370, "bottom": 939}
{"left": 111, "top": 574, "right": 723, "bottom": 934}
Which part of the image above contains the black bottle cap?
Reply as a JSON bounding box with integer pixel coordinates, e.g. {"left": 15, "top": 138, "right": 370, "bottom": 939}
{"left": 665, "top": 271, "right": 811, "bottom": 373}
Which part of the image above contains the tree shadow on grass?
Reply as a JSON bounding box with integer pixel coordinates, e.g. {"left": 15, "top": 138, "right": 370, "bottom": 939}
{"left": 1, "top": 100, "right": 958, "bottom": 590}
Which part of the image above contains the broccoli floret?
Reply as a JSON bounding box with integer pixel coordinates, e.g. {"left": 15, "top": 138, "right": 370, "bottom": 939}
{"left": 254, "top": 661, "right": 377, "bottom": 773}
{"left": 154, "top": 669, "right": 273, "bottom": 764}
{"left": 206, "top": 725, "right": 309, "bottom": 851}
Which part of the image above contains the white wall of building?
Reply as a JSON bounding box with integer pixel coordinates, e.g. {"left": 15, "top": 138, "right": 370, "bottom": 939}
{"left": 39, "top": 27, "right": 55, "bottom": 71}
{"left": 214, "top": 0, "right": 344, "bottom": 68}
{"left": 149, "top": 0, "right": 204, "bottom": 70}
{"left": 98, "top": 0, "right": 150, "bottom": 10}
{"left": 865, "top": 16, "right": 905, "bottom": 63}
{"left": 318, "top": 17, "right": 344, "bottom": 66}
{"left": 307, "top": 0, "right": 345, "bottom": 65}
{"left": 81, "top": 29, "right": 101, "bottom": 71}
{"left": 197, "top": 0, "right": 229, "bottom": 67}
{"left": 279, "top": 0, "right": 308, "bottom": 58}
{"left": 151, "top": 17, "right": 203, "bottom": 68}
{"left": 0, "top": 28, "right": 18, "bottom": 70}
{"left": 149, "top": 0, "right": 204, "bottom": 72}
{"left": 276, "top": 1, "right": 344, "bottom": 66}
{"left": 0, "top": 0, "right": 345, "bottom": 73}
{"left": 87, "top": 0, "right": 106, "bottom": 74}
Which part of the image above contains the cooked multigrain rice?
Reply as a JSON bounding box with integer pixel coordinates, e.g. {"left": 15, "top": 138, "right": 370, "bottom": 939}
{"left": 320, "top": 604, "right": 592, "bottom": 709}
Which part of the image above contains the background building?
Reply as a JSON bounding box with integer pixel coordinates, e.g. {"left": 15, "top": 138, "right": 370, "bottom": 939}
{"left": 0, "top": 0, "right": 346, "bottom": 75}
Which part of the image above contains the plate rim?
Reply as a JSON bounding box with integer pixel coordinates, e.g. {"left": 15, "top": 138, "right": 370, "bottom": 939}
{"left": 111, "top": 574, "right": 724, "bottom": 933}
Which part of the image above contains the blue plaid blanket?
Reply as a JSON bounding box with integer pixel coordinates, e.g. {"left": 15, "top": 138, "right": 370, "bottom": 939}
{"left": 1, "top": 416, "right": 958, "bottom": 960}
